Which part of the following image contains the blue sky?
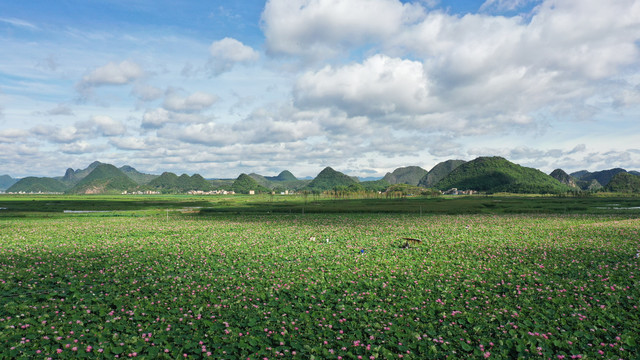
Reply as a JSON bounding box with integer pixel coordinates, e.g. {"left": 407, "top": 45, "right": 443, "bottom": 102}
{"left": 1, "top": 0, "right": 639, "bottom": 178}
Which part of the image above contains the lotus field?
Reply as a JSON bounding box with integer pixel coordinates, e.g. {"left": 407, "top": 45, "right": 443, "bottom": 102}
{"left": 1, "top": 213, "right": 639, "bottom": 359}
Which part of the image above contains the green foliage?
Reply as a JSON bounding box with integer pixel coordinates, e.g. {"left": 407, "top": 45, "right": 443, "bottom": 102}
{"left": 6, "top": 177, "right": 68, "bottom": 193}
{"left": 418, "top": 159, "right": 466, "bottom": 187}
{"left": 605, "top": 172, "right": 640, "bottom": 193}
{"left": 145, "top": 172, "right": 212, "bottom": 193}
{"left": 303, "top": 167, "right": 357, "bottom": 193}
{"left": 435, "top": 156, "right": 572, "bottom": 194}
{"left": 67, "top": 164, "right": 137, "bottom": 194}
{"left": 385, "top": 183, "right": 440, "bottom": 197}
{"left": 232, "top": 174, "right": 271, "bottom": 194}
{"left": 118, "top": 165, "right": 158, "bottom": 185}
{"left": 573, "top": 168, "right": 628, "bottom": 186}
{"left": 382, "top": 166, "right": 428, "bottom": 186}
{"left": 360, "top": 179, "right": 391, "bottom": 192}
{"left": 1, "top": 209, "right": 638, "bottom": 359}
{"left": 265, "top": 170, "right": 298, "bottom": 182}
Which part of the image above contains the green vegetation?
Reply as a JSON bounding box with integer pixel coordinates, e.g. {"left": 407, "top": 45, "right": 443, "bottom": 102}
{"left": 435, "top": 156, "right": 571, "bottom": 194}
{"left": 232, "top": 174, "right": 271, "bottom": 194}
{"left": 67, "top": 164, "right": 137, "bottom": 194}
{"left": 573, "top": 168, "right": 628, "bottom": 186}
{"left": 303, "top": 167, "right": 358, "bottom": 192}
{"left": 119, "top": 165, "right": 158, "bottom": 184}
{"left": 265, "top": 170, "right": 298, "bottom": 182}
{"left": 418, "top": 159, "right": 466, "bottom": 188}
{"left": 145, "top": 172, "right": 212, "bottom": 193}
{"left": 606, "top": 172, "right": 640, "bottom": 193}
{"left": 382, "top": 166, "right": 428, "bottom": 186}
{"left": 6, "top": 177, "right": 68, "bottom": 193}
{"left": 0, "top": 196, "right": 638, "bottom": 359}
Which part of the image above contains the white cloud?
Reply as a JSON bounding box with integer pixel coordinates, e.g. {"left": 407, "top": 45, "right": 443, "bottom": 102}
{"left": 141, "top": 108, "right": 171, "bottom": 129}
{"left": 60, "top": 140, "right": 97, "bottom": 154}
{"left": 261, "top": 0, "right": 424, "bottom": 60}
{"left": 110, "top": 137, "right": 150, "bottom": 150}
{"left": 0, "top": 17, "right": 39, "bottom": 30}
{"left": 163, "top": 91, "right": 218, "bottom": 112}
{"left": 480, "top": 0, "right": 540, "bottom": 12}
{"left": 91, "top": 115, "right": 126, "bottom": 136}
{"left": 208, "top": 37, "right": 259, "bottom": 75}
{"left": 295, "top": 54, "right": 433, "bottom": 117}
{"left": 78, "top": 60, "right": 145, "bottom": 88}
{"left": 132, "top": 84, "right": 164, "bottom": 102}
{"left": 0, "top": 129, "right": 30, "bottom": 143}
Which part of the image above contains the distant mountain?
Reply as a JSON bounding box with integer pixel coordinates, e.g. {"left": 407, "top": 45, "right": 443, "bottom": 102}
{"left": 550, "top": 169, "right": 602, "bottom": 191}
{"left": 0, "top": 175, "right": 18, "bottom": 190}
{"left": 6, "top": 177, "right": 68, "bottom": 193}
{"left": 550, "top": 169, "right": 579, "bottom": 188}
{"left": 605, "top": 172, "right": 640, "bottom": 193}
{"left": 232, "top": 174, "right": 270, "bottom": 194}
{"left": 145, "top": 172, "right": 212, "bottom": 193}
{"left": 435, "top": 156, "right": 571, "bottom": 194}
{"left": 265, "top": 170, "right": 297, "bottom": 182}
{"left": 67, "top": 164, "right": 137, "bottom": 194}
{"left": 630, "top": 170, "right": 640, "bottom": 176}
{"left": 418, "top": 160, "right": 466, "bottom": 188}
{"left": 119, "top": 165, "right": 158, "bottom": 185}
{"left": 570, "top": 170, "right": 590, "bottom": 179}
{"left": 303, "top": 167, "right": 358, "bottom": 192}
{"left": 60, "top": 161, "right": 104, "bottom": 184}
{"left": 572, "top": 168, "right": 627, "bottom": 187}
{"left": 382, "top": 166, "right": 428, "bottom": 186}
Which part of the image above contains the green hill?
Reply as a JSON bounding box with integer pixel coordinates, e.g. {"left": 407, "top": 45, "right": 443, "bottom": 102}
{"left": 434, "top": 157, "right": 571, "bottom": 194}
{"left": 265, "top": 170, "right": 297, "bottom": 182}
{"left": 418, "top": 160, "right": 466, "bottom": 188}
{"left": 550, "top": 169, "right": 602, "bottom": 191}
{"left": 6, "top": 177, "right": 68, "bottom": 193}
{"left": 572, "top": 168, "right": 627, "bottom": 186}
{"left": 303, "top": 167, "right": 357, "bottom": 192}
{"left": 232, "top": 174, "right": 270, "bottom": 194}
{"left": 0, "top": 175, "right": 18, "bottom": 190}
{"left": 382, "top": 166, "right": 428, "bottom": 186}
{"left": 248, "top": 173, "right": 275, "bottom": 189}
{"left": 67, "top": 164, "right": 137, "bottom": 194}
{"left": 119, "top": 165, "right": 158, "bottom": 185}
{"left": 605, "top": 172, "right": 640, "bottom": 193}
{"left": 549, "top": 169, "right": 579, "bottom": 188}
{"left": 145, "top": 172, "right": 212, "bottom": 193}
{"left": 60, "top": 161, "right": 104, "bottom": 185}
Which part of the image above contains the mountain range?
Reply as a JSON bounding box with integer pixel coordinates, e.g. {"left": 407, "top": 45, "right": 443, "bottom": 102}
{"left": 3, "top": 157, "right": 640, "bottom": 194}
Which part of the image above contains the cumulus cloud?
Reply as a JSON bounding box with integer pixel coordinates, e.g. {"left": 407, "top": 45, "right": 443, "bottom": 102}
{"left": 208, "top": 37, "right": 259, "bottom": 75}
{"left": 261, "top": 0, "right": 424, "bottom": 60}
{"left": 0, "top": 129, "right": 30, "bottom": 143}
{"left": 163, "top": 91, "right": 218, "bottom": 112}
{"left": 60, "top": 141, "right": 97, "bottom": 154}
{"left": 78, "top": 60, "right": 144, "bottom": 89}
{"left": 110, "top": 137, "right": 150, "bottom": 150}
{"left": 132, "top": 84, "right": 163, "bottom": 102}
{"left": 141, "top": 108, "right": 210, "bottom": 129}
{"left": 91, "top": 115, "right": 126, "bottom": 136}
{"left": 295, "top": 54, "right": 433, "bottom": 117}
{"left": 46, "top": 104, "right": 75, "bottom": 116}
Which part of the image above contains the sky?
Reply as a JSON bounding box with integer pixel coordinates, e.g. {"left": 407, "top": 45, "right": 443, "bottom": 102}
{"left": 1, "top": 0, "right": 639, "bottom": 179}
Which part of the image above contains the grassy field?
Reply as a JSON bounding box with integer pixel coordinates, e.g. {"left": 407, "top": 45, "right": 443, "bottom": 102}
{"left": 1, "top": 195, "right": 639, "bottom": 358}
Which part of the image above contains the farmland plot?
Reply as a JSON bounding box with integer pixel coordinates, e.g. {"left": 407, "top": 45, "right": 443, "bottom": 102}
{"left": 1, "top": 213, "right": 639, "bottom": 359}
